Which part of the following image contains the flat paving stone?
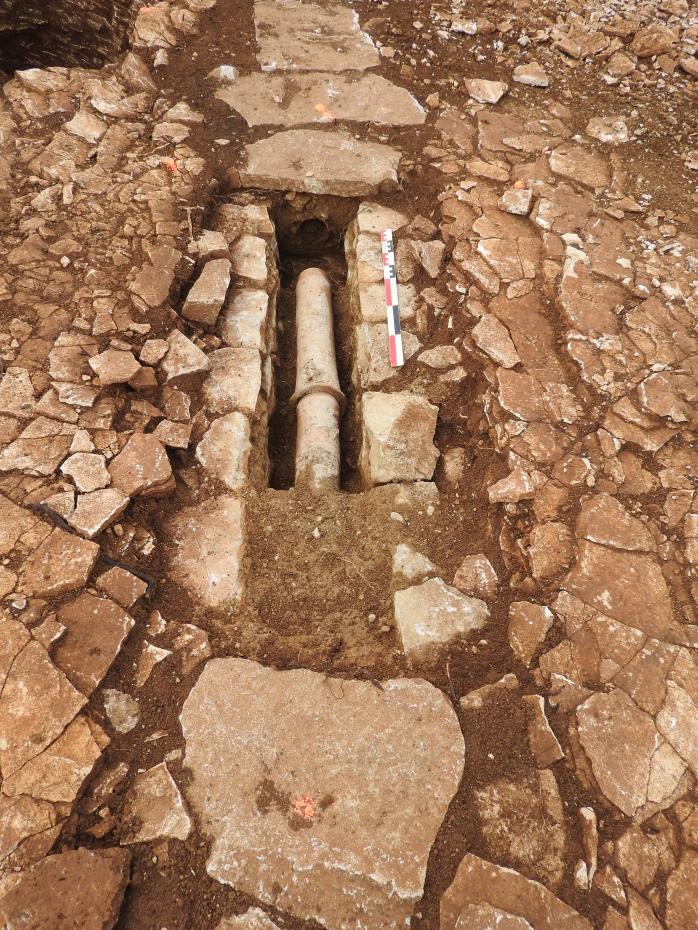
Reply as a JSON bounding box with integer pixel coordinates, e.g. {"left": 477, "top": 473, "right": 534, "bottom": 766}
{"left": 217, "top": 72, "right": 425, "bottom": 127}
{"left": 254, "top": 0, "right": 379, "bottom": 73}
{"left": 240, "top": 130, "right": 401, "bottom": 196}
{"left": 181, "top": 658, "right": 464, "bottom": 929}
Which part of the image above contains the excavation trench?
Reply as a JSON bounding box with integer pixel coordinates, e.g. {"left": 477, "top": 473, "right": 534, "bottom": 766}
{"left": 0, "top": 0, "right": 136, "bottom": 75}
{"left": 267, "top": 199, "right": 361, "bottom": 492}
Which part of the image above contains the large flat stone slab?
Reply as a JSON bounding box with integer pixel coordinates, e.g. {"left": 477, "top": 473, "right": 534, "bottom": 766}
{"left": 254, "top": 0, "right": 379, "bottom": 73}
{"left": 166, "top": 496, "right": 245, "bottom": 608}
{"left": 240, "top": 130, "right": 401, "bottom": 196}
{"left": 181, "top": 658, "right": 464, "bottom": 929}
{"left": 217, "top": 73, "right": 425, "bottom": 127}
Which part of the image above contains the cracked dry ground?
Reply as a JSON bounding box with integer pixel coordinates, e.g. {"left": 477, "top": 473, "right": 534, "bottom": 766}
{"left": 0, "top": 0, "right": 697, "bottom": 928}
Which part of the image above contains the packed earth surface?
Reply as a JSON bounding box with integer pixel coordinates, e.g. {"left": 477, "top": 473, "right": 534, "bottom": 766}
{"left": 0, "top": 0, "right": 697, "bottom": 928}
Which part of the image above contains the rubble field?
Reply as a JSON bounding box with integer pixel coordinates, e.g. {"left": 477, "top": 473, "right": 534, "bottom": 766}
{"left": 0, "top": 0, "right": 696, "bottom": 928}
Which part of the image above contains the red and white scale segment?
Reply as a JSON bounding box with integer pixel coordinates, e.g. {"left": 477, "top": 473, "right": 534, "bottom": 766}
{"left": 380, "top": 228, "right": 404, "bottom": 367}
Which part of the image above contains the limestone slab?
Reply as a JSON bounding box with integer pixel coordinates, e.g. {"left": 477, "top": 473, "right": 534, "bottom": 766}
{"left": 167, "top": 496, "right": 245, "bottom": 607}
{"left": 121, "top": 762, "right": 191, "bottom": 844}
{"left": 394, "top": 577, "right": 488, "bottom": 661}
{"left": 0, "top": 847, "right": 130, "bottom": 930}
{"left": 196, "top": 413, "right": 251, "bottom": 491}
{"left": 217, "top": 72, "right": 425, "bottom": 127}
{"left": 254, "top": 0, "right": 379, "bottom": 72}
{"left": 241, "top": 130, "right": 401, "bottom": 197}
{"left": 181, "top": 658, "right": 464, "bottom": 929}
{"left": 360, "top": 391, "right": 439, "bottom": 485}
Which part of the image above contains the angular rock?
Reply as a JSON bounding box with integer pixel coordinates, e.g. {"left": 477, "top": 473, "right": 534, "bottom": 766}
{"left": 196, "top": 413, "right": 251, "bottom": 491}
{"left": 109, "top": 433, "right": 173, "bottom": 497}
{"left": 161, "top": 329, "right": 210, "bottom": 381}
{"left": 167, "top": 496, "right": 245, "bottom": 607}
{"left": 0, "top": 847, "right": 130, "bottom": 930}
{"left": 103, "top": 689, "right": 140, "bottom": 734}
{"left": 549, "top": 144, "right": 610, "bottom": 189}
{"left": 216, "top": 909, "right": 282, "bottom": 930}
{"left": 60, "top": 452, "right": 110, "bottom": 492}
{"left": 564, "top": 542, "right": 673, "bottom": 637}
{"left": 354, "top": 323, "right": 421, "bottom": 388}
{"left": 66, "top": 488, "right": 130, "bottom": 539}
{"left": 181, "top": 658, "right": 464, "bottom": 928}
{"left": 394, "top": 577, "right": 488, "bottom": 661}
{"left": 89, "top": 349, "right": 141, "bottom": 385}
{"left": 465, "top": 79, "right": 508, "bottom": 103}
{"left": 513, "top": 62, "right": 549, "bottom": 87}
{"left": 0, "top": 640, "right": 85, "bottom": 779}
{"left": 576, "top": 493, "right": 655, "bottom": 551}
{"left": 586, "top": 117, "right": 628, "bottom": 145}
{"left": 241, "top": 131, "right": 401, "bottom": 197}
{"left": 53, "top": 593, "right": 134, "bottom": 697}
{"left": 508, "top": 602, "right": 553, "bottom": 666}
{"left": 440, "top": 853, "right": 591, "bottom": 929}
{"left": 182, "top": 258, "right": 231, "bottom": 326}
{"left": 203, "top": 348, "right": 262, "bottom": 416}
{"left": 522, "top": 694, "right": 564, "bottom": 768}
{"left": 96, "top": 566, "right": 149, "bottom": 609}
{"left": 667, "top": 852, "right": 698, "bottom": 930}
{"left": 453, "top": 554, "right": 498, "bottom": 600}
{"left": 392, "top": 543, "right": 438, "bottom": 582}
{"left": 121, "top": 762, "right": 191, "bottom": 844}
{"left": 360, "top": 391, "right": 439, "bottom": 486}
{"left": 472, "top": 315, "right": 520, "bottom": 367}
{"left": 0, "top": 367, "right": 35, "bottom": 418}
{"left": 576, "top": 690, "right": 676, "bottom": 817}
{"left": 230, "top": 235, "right": 268, "bottom": 284}
{"left": 220, "top": 289, "right": 269, "bottom": 351}
{"left": 529, "top": 522, "right": 574, "bottom": 582}
{"left": 20, "top": 527, "right": 99, "bottom": 597}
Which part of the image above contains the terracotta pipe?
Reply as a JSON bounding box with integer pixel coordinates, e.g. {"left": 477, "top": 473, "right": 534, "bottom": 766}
{"left": 290, "top": 267, "right": 345, "bottom": 491}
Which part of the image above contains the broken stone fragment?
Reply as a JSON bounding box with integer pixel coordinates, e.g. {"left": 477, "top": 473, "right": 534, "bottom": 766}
{"left": 133, "top": 641, "right": 172, "bottom": 688}
{"left": 64, "top": 109, "right": 108, "bottom": 143}
{"left": 440, "top": 853, "right": 591, "bottom": 929}
{"left": 563, "top": 541, "right": 673, "bottom": 637}
{"left": 230, "top": 235, "right": 268, "bottom": 284}
{"left": 576, "top": 689, "right": 685, "bottom": 817}
{"left": 465, "top": 78, "right": 508, "bottom": 103}
{"left": 499, "top": 187, "right": 533, "bottom": 216}
{"left": 181, "top": 657, "right": 464, "bottom": 928}
{"left": 66, "top": 488, "right": 130, "bottom": 539}
{"left": 103, "top": 689, "right": 140, "bottom": 734}
{"left": 576, "top": 493, "right": 656, "bottom": 552}
{"left": 96, "top": 566, "right": 149, "bottom": 608}
{"left": 586, "top": 116, "right": 629, "bottom": 145}
{"left": 0, "top": 848, "right": 130, "bottom": 930}
{"left": 168, "top": 622, "right": 212, "bottom": 676}
{"left": 360, "top": 391, "right": 439, "bottom": 486}
{"left": 453, "top": 554, "right": 498, "bottom": 600}
{"left": 394, "top": 577, "right": 489, "bottom": 662}
{"left": 182, "top": 258, "right": 232, "bottom": 326}
{"left": 167, "top": 496, "right": 245, "bottom": 608}
{"left": 121, "top": 762, "right": 191, "bottom": 844}
{"left": 508, "top": 601, "right": 553, "bottom": 667}
{"left": 203, "top": 347, "right": 262, "bottom": 417}
{"left": 220, "top": 289, "right": 270, "bottom": 351}
{"left": 20, "top": 527, "right": 99, "bottom": 597}
{"left": 89, "top": 349, "right": 142, "bottom": 385}
{"left": 54, "top": 592, "right": 135, "bottom": 697}
{"left": 354, "top": 323, "right": 421, "bottom": 389}
{"left": 161, "top": 329, "right": 210, "bottom": 381}
{"left": 109, "top": 433, "right": 173, "bottom": 498}
{"left": 529, "top": 522, "right": 574, "bottom": 582}
{"left": 196, "top": 413, "right": 251, "bottom": 491}
{"left": 522, "top": 694, "right": 564, "bottom": 768}
{"left": 513, "top": 62, "right": 549, "bottom": 87}
{"left": 392, "top": 543, "right": 438, "bottom": 582}
{"left": 472, "top": 315, "right": 520, "bottom": 368}
{"left": 549, "top": 144, "right": 611, "bottom": 190}
{"left": 0, "top": 367, "right": 35, "bottom": 418}
{"left": 60, "top": 452, "right": 110, "bottom": 492}
{"left": 418, "top": 345, "right": 461, "bottom": 369}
